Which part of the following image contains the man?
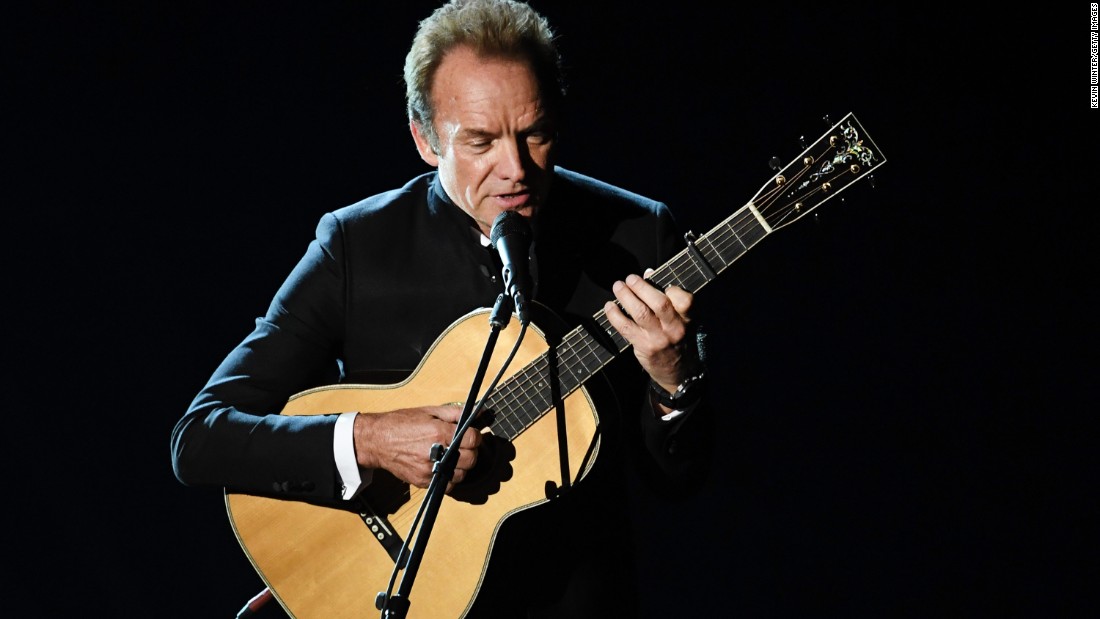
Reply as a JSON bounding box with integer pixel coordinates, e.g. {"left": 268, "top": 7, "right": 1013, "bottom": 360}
{"left": 171, "top": 0, "right": 711, "bottom": 616}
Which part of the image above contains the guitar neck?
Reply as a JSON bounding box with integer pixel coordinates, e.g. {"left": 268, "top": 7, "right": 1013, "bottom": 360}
{"left": 484, "top": 111, "right": 885, "bottom": 441}
{"left": 482, "top": 202, "right": 769, "bottom": 441}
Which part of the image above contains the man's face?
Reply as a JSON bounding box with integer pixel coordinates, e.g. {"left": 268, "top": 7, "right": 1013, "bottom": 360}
{"left": 411, "top": 46, "right": 555, "bottom": 237}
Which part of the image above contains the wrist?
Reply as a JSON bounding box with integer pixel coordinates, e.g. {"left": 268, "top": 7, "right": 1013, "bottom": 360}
{"left": 649, "top": 367, "right": 707, "bottom": 409}
{"left": 352, "top": 412, "right": 382, "bottom": 469}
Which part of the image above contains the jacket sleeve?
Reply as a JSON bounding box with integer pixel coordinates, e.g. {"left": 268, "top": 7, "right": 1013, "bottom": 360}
{"left": 170, "top": 213, "right": 349, "bottom": 501}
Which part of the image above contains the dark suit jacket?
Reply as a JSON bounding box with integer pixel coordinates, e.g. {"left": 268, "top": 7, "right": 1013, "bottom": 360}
{"left": 171, "top": 166, "right": 710, "bottom": 617}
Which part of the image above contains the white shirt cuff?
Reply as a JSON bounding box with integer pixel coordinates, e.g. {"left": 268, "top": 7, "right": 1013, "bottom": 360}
{"left": 334, "top": 411, "right": 372, "bottom": 499}
{"left": 660, "top": 408, "right": 686, "bottom": 421}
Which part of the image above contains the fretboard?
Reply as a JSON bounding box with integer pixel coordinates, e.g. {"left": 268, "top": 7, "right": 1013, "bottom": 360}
{"left": 484, "top": 202, "right": 770, "bottom": 441}
{"left": 482, "top": 111, "right": 886, "bottom": 441}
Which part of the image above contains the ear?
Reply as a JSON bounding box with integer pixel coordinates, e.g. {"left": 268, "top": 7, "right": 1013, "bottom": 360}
{"left": 410, "top": 121, "right": 439, "bottom": 167}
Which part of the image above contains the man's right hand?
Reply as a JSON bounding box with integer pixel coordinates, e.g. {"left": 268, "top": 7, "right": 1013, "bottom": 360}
{"left": 352, "top": 405, "right": 483, "bottom": 492}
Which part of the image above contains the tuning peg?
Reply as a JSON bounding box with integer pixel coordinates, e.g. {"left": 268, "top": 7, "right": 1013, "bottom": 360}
{"left": 798, "top": 135, "right": 807, "bottom": 149}
{"left": 822, "top": 114, "right": 832, "bottom": 127}
{"left": 867, "top": 174, "right": 877, "bottom": 189}
{"left": 768, "top": 156, "right": 781, "bottom": 171}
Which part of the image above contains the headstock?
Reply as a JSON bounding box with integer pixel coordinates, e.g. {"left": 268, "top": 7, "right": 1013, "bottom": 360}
{"left": 754, "top": 112, "right": 886, "bottom": 232}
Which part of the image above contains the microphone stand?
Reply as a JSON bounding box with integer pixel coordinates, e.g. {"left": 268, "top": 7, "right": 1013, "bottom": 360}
{"left": 378, "top": 293, "right": 522, "bottom": 619}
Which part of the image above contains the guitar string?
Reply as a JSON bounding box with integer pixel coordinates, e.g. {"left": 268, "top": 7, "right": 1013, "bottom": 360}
{"left": 384, "top": 166, "right": 844, "bottom": 527}
{"left": 483, "top": 140, "right": 855, "bottom": 440}
{"left": 381, "top": 136, "right": 867, "bottom": 533}
{"left": 414, "top": 131, "right": 877, "bottom": 559}
{"left": 482, "top": 187, "right": 785, "bottom": 432}
{"left": 483, "top": 144, "right": 842, "bottom": 439}
{"left": 380, "top": 207, "right": 760, "bottom": 524}
{"left": 512, "top": 174, "right": 834, "bottom": 429}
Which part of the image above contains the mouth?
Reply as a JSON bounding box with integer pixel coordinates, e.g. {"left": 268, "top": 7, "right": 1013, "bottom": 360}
{"left": 494, "top": 190, "right": 534, "bottom": 211}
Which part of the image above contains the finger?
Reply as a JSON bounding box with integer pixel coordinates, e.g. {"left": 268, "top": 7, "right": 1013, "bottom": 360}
{"left": 454, "top": 446, "right": 479, "bottom": 471}
{"left": 427, "top": 406, "right": 469, "bottom": 447}
{"left": 447, "top": 444, "right": 480, "bottom": 489}
{"left": 460, "top": 428, "right": 484, "bottom": 449}
{"left": 450, "top": 428, "right": 483, "bottom": 453}
{"left": 430, "top": 404, "right": 464, "bottom": 424}
{"left": 664, "top": 285, "right": 695, "bottom": 319}
{"left": 635, "top": 270, "right": 695, "bottom": 323}
{"left": 434, "top": 406, "right": 482, "bottom": 449}
{"left": 604, "top": 294, "right": 640, "bottom": 342}
{"left": 612, "top": 277, "right": 656, "bottom": 328}
{"left": 622, "top": 274, "right": 678, "bottom": 325}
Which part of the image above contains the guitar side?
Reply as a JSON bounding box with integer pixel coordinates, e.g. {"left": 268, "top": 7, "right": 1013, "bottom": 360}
{"left": 225, "top": 308, "right": 601, "bottom": 619}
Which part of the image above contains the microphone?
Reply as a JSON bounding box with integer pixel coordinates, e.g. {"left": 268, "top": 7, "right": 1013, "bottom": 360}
{"left": 489, "top": 210, "right": 533, "bottom": 325}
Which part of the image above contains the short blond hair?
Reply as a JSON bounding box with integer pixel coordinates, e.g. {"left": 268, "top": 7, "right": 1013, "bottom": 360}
{"left": 403, "top": 0, "right": 565, "bottom": 151}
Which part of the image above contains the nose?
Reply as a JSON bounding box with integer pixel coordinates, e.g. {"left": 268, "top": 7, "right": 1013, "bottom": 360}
{"left": 495, "top": 136, "right": 528, "bottom": 181}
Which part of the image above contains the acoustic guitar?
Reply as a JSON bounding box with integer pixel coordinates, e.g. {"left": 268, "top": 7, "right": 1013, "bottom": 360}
{"left": 225, "top": 112, "right": 887, "bottom": 618}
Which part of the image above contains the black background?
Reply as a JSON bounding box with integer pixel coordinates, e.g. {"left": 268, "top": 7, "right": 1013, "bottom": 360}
{"left": 8, "top": 2, "right": 1093, "bottom": 617}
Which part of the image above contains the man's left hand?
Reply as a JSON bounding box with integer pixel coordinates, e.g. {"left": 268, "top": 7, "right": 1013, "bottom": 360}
{"left": 604, "top": 268, "right": 697, "bottom": 396}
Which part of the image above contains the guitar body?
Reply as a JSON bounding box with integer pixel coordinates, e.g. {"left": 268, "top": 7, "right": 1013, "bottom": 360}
{"left": 225, "top": 307, "right": 601, "bottom": 619}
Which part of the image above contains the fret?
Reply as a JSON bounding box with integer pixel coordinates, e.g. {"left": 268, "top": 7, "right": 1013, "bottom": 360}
{"left": 480, "top": 112, "right": 885, "bottom": 445}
